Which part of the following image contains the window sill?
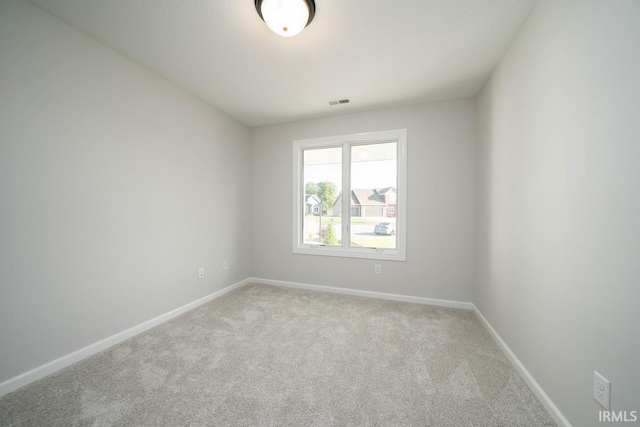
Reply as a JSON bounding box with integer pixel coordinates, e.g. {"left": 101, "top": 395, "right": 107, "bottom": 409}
{"left": 293, "top": 245, "right": 406, "bottom": 261}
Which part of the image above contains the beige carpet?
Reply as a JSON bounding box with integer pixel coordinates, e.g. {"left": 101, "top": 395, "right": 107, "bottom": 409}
{"left": 0, "top": 284, "right": 556, "bottom": 426}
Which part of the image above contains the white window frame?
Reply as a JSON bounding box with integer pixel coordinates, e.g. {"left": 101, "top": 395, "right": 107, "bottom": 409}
{"left": 292, "top": 129, "right": 407, "bottom": 261}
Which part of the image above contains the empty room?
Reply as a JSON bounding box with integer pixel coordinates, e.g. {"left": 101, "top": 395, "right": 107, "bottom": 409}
{"left": 1, "top": 0, "right": 638, "bottom": 426}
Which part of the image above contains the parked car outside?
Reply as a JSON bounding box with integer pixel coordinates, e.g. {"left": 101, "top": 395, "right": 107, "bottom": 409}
{"left": 374, "top": 221, "right": 396, "bottom": 235}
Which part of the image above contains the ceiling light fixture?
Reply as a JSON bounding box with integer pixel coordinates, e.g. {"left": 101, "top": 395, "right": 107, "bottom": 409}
{"left": 255, "top": 0, "right": 315, "bottom": 37}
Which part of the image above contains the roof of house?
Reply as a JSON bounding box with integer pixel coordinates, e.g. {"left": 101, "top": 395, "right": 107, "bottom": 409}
{"left": 305, "top": 194, "right": 321, "bottom": 205}
{"left": 350, "top": 188, "right": 396, "bottom": 206}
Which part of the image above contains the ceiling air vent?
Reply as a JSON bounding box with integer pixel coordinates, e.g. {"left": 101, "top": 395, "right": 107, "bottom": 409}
{"left": 328, "top": 98, "right": 350, "bottom": 106}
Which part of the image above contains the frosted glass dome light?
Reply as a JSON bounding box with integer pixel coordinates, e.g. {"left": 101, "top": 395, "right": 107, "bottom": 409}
{"left": 255, "top": 0, "right": 316, "bottom": 37}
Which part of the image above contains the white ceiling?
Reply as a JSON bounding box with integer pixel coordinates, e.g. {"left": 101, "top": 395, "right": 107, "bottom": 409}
{"left": 27, "top": 0, "right": 538, "bottom": 127}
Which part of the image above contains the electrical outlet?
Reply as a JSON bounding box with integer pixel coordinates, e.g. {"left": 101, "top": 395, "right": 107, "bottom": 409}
{"left": 198, "top": 267, "right": 205, "bottom": 279}
{"left": 223, "top": 260, "right": 229, "bottom": 271}
{"left": 593, "top": 371, "right": 611, "bottom": 409}
{"left": 374, "top": 264, "right": 381, "bottom": 274}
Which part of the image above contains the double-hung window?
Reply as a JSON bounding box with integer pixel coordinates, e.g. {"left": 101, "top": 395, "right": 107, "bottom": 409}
{"left": 293, "top": 129, "right": 407, "bottom": 261}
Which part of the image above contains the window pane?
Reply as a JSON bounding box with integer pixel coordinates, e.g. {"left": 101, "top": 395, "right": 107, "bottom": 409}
{"left": 349, "top": 142, "right": 397, "bottom": 249}
{"left": 302, "top": 147, "right": 342, "bottom": 246}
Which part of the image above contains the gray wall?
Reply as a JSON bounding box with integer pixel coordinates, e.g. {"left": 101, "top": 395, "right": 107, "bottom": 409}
{"left": 0, "top": 0, "right": 251, "bottom": 384}
{"left": 475, "top": 1, "right": 640, "bottom": 425}
{"left": 250, "top": 100, "right": 475, "bottom": 302}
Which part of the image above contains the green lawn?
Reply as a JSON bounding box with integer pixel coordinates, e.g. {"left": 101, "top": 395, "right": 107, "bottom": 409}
{"left": 304, "top": 216, "right": 379, "bottom": 225}
{"left": 304, "top": 215, "right": 397, "bottom": 249}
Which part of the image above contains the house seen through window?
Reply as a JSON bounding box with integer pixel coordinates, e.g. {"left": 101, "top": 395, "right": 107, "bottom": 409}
{"left": 293, "top": 129, "right": 407, "bottom": 261}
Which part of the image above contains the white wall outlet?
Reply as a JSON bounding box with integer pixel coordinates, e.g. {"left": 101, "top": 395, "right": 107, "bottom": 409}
{"left": 198, "top": 267, "right": 205, "bottom": 279}
{"left": 593, "top": 371, "right": 611, "bottom": 409}
{"left": 374, "top": 264, "right": 381, "bottom": 274}
{"left": 223, "top": 260, "right": 229, "bottom": 271}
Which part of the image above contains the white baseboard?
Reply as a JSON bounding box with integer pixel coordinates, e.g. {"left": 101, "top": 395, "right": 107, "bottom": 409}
{"left": 472, "top": 305, "right": 572, "bottom": 427}
{"left": 0, "top": 278, "right": 251, "bottom": 398}
{"left": 249, "top": 277, "right": 474, "bottom": 310}
{"left": 1, "top": 276, "right": 569, "bottom": 427}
